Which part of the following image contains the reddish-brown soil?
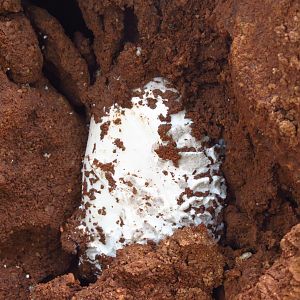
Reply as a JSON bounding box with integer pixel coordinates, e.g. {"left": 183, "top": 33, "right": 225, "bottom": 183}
{"left": 0, "top": 0, "right": 299, "bottom": 299}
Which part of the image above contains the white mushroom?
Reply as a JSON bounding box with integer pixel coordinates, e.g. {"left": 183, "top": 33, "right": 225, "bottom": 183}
{"left": 79, "top": 78, "right": 226, "bottom": 268}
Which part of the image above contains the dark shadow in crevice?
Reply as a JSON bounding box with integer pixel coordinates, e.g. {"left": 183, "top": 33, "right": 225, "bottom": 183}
{"left": 153, "top": 0, "right": 163, "bottom": 32}
{"left": 273, "top": 164, "right": 299, "bottom": 215}
{"left": 246, "top": 132, "right": 256, "bottom": 158}
{"left": 77, "top": 275, "right": 96, "bottom": 287}
{"left": 225, "top": 34, "right": 233, "bottom": 51}
{"left": 38, "top": 250, "right": 80, "bottom": 284}
{"left": 38, "top": 274, "right": 56, "bottom": 284}
{"left": 112, "top": 6, "right": 139, "bottom": 63}
{"left": 278, "top": 187, "right": 299, "bottom": 210}
{"left": 5, "top": 68, "right": 14, "bottom": 82}
{"left": 43, "top": 62, "right": 87, "bottom": 117}
{"left": 213, "top": 285, "right": 225, "bottom": 300}
{"left": 28, "top": 0, "right": 93, "bottom": 40}
{"left": 123, "top": 7, "right": 139, "bottom": 44}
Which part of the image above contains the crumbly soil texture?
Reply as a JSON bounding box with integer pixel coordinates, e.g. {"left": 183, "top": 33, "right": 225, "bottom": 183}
{"left": 0, "top": 0, "right": 299, "bottom": 299}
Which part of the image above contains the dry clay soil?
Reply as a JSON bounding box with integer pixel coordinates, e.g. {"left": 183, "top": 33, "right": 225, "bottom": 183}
{"left": 0, "top": 0, "right": 299, "bottom": 299}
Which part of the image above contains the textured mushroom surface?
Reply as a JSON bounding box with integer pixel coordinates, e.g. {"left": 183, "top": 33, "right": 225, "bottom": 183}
{"left": 80, "top": 78, "right": 226, "bottom": 265}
